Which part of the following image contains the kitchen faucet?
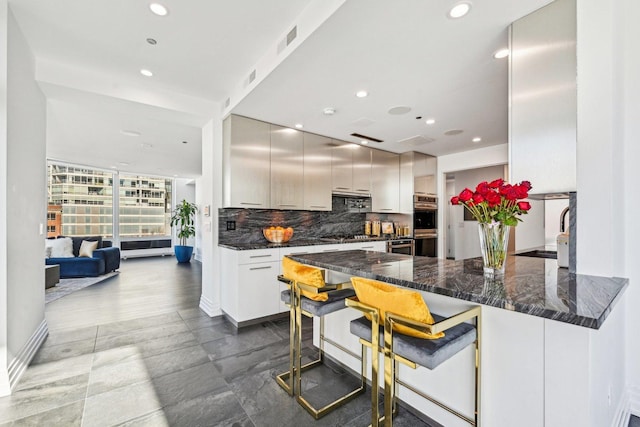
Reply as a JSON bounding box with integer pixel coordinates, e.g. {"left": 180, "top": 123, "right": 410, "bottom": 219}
{"left": 560, "top": 206, "right": 570, "bottom": 232}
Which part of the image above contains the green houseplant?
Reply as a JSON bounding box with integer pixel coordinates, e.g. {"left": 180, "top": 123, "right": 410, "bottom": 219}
{"left": 170, "top": 199, "right": 198, "bottom": 263}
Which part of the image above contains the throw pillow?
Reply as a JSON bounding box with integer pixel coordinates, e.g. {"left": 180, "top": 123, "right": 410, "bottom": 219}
{"left": 351, "top": 277, "right": 444, "bottom": 340}
{"left": 79, "top": 240, "right": 99, "bottom": 258}
{"left": 49, "top": 237, "right": 74, "bottom": 258}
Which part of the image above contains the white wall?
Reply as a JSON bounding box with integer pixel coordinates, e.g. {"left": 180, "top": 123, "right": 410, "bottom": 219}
{"left": 620, "top": 0, "right": 640, "bottom": 415}
{"left": 173, "top": 178, "right": 196, "bottom": 248}
{"left": 197, "top": 119, "right": 222, "bottom": 316}
{"left": 437, "top": 144, "right": 508, "bottom": 258}
{"left": 0, "top": 4, "right": 47, "bottom": 396}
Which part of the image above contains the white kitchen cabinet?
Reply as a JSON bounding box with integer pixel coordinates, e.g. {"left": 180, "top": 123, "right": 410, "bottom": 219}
{"left": 371, "top": 150, "right": 400, "bottom": 213}
{"left": 400, "top": 152, "right": 437, "bottom": 214}
{"left": 220, "top": 248, "right": 281, "bottom": 326}
{"left": 303, "top": 133, "right": 332, "bottom": 211}
{"left": 270, "top": 125, "right": 304, "bottom": 210}
{"left": 223, "top": 115, "right": 271, "bottom": 208}
{"left": 510, "top": 0, "right": 576, "bottom": 194}
{"left": 352, "top": 145, "right": 372, "bottom": 194}
{"left": 331, "top": 141, "right": 371, "bottom": 195}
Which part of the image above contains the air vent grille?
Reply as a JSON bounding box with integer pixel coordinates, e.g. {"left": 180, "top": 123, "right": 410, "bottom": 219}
{"left": 350, "top": 133, "right": 383, "bottom": 143}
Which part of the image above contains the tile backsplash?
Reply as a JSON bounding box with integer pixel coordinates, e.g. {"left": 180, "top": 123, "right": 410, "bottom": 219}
{"left": 218, "top": 196, "right": 367, "bottom": 245}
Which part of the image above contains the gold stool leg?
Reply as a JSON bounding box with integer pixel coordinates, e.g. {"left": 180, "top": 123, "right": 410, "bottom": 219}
{"left": 276, "top": 286, "right": 297, "bottom": 396}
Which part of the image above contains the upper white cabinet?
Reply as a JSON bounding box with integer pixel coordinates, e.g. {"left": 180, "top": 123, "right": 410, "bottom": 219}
{"left": 371, "top": 150, "right": 400, "bottom": 212}
{"left": 331, "top": 142, "right": 371, "bottom": 195}
{"left": 223, "top": 115, "right": 271, "bottom": 208}
{"left": 399, "top": 152, "right": 436, "bottom": 214}
{"left": 270, "top": 125, "right": 304, "bottom": 210}
{"left": 510, "top": 0, "right": 576, "bottom": 194}
{"left": 303, "top": 133, "right": 332, "bottom": 211}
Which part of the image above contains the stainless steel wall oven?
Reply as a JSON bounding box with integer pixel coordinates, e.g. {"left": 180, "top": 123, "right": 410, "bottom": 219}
{"left": 414, "top": 195, "right": 437, "bottom": 257}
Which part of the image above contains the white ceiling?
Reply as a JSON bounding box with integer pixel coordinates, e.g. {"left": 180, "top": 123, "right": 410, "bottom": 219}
{"left": 10, "top": 0, "right": 553, "bottom": 177}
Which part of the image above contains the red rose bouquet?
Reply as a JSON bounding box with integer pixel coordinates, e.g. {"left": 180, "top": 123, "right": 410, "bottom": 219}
{"left": 450, "top": 179, "right": 532, "bottom": 226}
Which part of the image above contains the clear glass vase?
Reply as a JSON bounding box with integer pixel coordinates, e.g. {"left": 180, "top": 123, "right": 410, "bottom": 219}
{"left": 478, "top": 222, "right": 510, "bottom": 276}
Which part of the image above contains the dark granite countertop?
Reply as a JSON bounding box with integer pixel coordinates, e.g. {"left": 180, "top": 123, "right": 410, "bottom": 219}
{"left": 219, "top": 236, "right": 406, "bottom": 251}
{"left": 286, "top": 250, "right": 628, "bottom": 329}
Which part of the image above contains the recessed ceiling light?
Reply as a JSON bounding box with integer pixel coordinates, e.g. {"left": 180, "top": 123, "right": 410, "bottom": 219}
{"left": 388, "top": 106, "right": 412, "bottom": 115}
{"left": 295, "top": 123, "right": 303, "bottom": 129}
{"left": 472, "top": 137, "right": 482, "bottom": 143}
{"left": 146, "top": 38, "right": 157, "bottom": 45}
{"left": 360, "top": 140, "right": 369, "bottom": 145}
{"left": 448, "top": 2, "right": 471, "bottom": 19}
{"left": 493, "top": 48, "right": 510, "bottom": 59}
{"left": 356, "top": 90, "right": 369, "bottom": 98}
{"left": 140, "top": 69, "right": 153, "bottom": 77}
{"left": 425, "top": 118, "right": 436, "bottom": 125}
{"left": 323, "top": 107, "right": 336, "bottom": 116}
{"left": 149, "top": 3, "right": 168, "bottom": 16}
{"left": 444, "top": 129, "right": 464, "bottom": 136}
{"left": 121, "top": 130, "right": 141, "bottom": 137}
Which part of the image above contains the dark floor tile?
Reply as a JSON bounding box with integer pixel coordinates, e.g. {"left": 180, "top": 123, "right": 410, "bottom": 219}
{"left": 44, "top": 325, "right": 98, "bottom": 347}
{"left": 15, "top": 354, "right": 93, "bottom": 391}
{"left": 82, "top": 380, "right": 162, "bottom": 427}
{"left": 114, "top": 409, "right": 169, "bottom": 427}
{"left": 150, "top": 361, "right": 229, "bottom": 408}
{"left": 143, "top": 344, "right": 211, "bottom": 379}
{"left": 0, "top": 374, "right": 89, "bottom": 424}
{"left": 228, "top": 368, "right": 300, "bottom": 417}
{"left": 0, "top": 400, "right": 84, "bottom": 427}
{"left": 211, "top": 337, "right": 291, "bottom": 381}
{"left": 162, "top": 388, "right": 251, "bottom": 427}
{"left": 177, "top": 307, "right": 211, "bottom": 320}
{"left": 182, "top": 313, "right": 229, "bottom": 331}
{"left": 94, "top": 321, "right": 190, "bottom": 352}
{"left": 191, "top": 322, "right": 237, "bottom": 344}
{"left": 96, "top": 312, "right": 183, "bottom": 337}
{"left": 129, "top": 330, "right": 200, "bottom": 359}
{"left": 30, "top": 338, "right": 95, "bottom": 365}
{"left": 200, "top": 323, "right": 283, "bottom": 360}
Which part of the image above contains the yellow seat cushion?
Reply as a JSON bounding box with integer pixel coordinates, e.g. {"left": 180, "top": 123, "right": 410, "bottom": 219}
{"left": 282, "top": 257, "right": 328, "bottom": 302}
{"left": 351, "top": 277, "right": 444, "bottom": 340}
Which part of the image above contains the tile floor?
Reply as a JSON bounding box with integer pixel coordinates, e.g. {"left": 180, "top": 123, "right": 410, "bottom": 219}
{"left": 0, "top": 257, "right": 433, "bottom": 427}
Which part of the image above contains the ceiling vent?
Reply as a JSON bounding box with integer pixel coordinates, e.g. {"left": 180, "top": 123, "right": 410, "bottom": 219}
{"left": 350, "top": 133, "right": 383, "bottom": 143}
{"left": 398, "top": 135, "right": 435, "bottom": 147}
{"left": 352, "top": 117, "right": 375, "bottom": 127}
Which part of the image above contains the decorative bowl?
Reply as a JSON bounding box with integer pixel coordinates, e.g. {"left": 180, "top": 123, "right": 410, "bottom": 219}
{"left": 263, "top": 227, "right": 294, "bottom": 243}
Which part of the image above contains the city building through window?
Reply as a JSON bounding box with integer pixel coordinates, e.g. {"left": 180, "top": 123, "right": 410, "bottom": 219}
{"left": 47, "top": 163, "right": 173, "bottom": 239}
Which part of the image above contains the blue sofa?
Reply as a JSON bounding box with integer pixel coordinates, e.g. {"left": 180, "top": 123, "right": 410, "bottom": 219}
{"left": 46, "top": 236, "right": 120, "bottom": 278}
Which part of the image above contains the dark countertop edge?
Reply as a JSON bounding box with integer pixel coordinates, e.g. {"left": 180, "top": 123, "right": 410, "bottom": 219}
{"left": 218, "top": 237, "right": 408, "bottom": 251}
{"left": 286, "top": 253, "right": 629, "bottom": 330}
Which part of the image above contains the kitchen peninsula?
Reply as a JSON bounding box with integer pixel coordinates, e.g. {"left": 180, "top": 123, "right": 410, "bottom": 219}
{"left": 287, "top": 250, "right": 628, "bottom": 427}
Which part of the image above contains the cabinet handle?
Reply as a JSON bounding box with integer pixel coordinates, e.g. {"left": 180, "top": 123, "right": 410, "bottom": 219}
{"left": 322, "top": 249, "right": 335, "bottom": 252}
{"left": 240, "top": 202, "right": 262, "bottom": 206}
{"left": 279, "top": 204, "right": 296, "bottom": 207}
{"left": 356, "top": 189, "right": 369, "bottom": 192}
{"left": 335, "top": 187, "right": 350, "bottom": 190}
{"left": 379, "top": 208, "right": 393, "bottom": 211}
{"left": 361, "top": 246, "right": 374, "bottom": 249}
{"left": 250, "top": 254, "right": 273, "bottom": 259}
{"left": 249, "top": 266, "right": 273, "bottom": 271}
{"left": 415, "top": 191, "right": 426, "bottom": 194}
{"left": 288, "top": 252, "right": 309, "bottom": 255}
{"left": 310, "top": 205, "right": 327, "bottom": 209}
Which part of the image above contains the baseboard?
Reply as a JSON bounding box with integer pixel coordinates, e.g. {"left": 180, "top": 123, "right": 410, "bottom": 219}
{"left": 199, "top": 294, "right": 222, "bottom": 317}
{"left": 6, "top": 319, "right": 48, "bottom": 393}
{"left": 630, "top": 384, "right": 640, "bottom": 416}
{"left": 612, "top": 386, "right": 631, "bottom": 427}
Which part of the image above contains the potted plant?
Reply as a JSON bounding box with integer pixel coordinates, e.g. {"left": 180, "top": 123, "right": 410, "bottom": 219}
{"left": 170, "top": 199, "right": 198, "bottom": 263}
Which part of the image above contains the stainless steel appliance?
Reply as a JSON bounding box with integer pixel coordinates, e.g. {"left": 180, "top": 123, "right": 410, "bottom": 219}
{"left": 387, "top": 239, "right": 415, "bottom": 255}
{"left": 414, "top": 194, "right": 437, "bottom": 257}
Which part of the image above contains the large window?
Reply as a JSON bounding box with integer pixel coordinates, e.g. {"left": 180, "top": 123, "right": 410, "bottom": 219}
{"left": 47, "top": 163, "right": 173, "bottom": 239}
{"left": 118, "top": 174, "right": 172, "bottom": 237}
{"left": 48, "top": 164, "right": 114, "bottom": 237}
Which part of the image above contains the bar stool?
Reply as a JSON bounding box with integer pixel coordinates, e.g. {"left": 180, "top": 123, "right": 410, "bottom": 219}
{"left": 276, "top": 257, "right": 367, "bottom": 419}
{"left": 346, "top": 276, "right": 481, "bottom": 427}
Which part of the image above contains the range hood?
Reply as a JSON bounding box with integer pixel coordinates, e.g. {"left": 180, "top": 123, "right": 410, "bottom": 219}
{"left": 527, "top": 192, "right": 572, "bottom": 200}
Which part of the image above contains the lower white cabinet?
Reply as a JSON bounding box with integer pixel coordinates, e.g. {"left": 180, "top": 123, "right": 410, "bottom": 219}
{"left": 220, "top": 242, "right": 387, "bottom": 325}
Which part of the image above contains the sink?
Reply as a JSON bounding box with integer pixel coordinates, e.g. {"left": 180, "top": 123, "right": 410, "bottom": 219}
{"left": 514, "top": 250, "right": 557, "bottom": 259}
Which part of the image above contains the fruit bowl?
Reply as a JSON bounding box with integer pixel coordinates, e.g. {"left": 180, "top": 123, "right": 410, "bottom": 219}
{"left": 263, "top": 226, "right": 294, "bottom": 243}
